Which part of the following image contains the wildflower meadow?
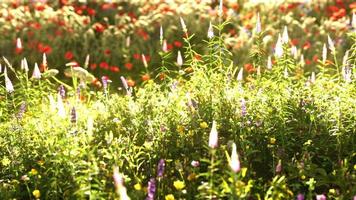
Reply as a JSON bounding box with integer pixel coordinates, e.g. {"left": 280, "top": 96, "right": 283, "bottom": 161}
{"left": 0, "top": 0, "right": 356, "bottom": 199}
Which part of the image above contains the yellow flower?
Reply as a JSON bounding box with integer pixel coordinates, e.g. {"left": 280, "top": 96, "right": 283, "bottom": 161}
{"left": 165, "top": 194, "right": 175, "bottom": 200}
{"left": 134, "top": 183, "right": 142, "bottom": 191}
{"left": 177, "top": 125, "right": 184, "bottom": 134}
{"left": 173, "top": 180, "right": 185, "bottom": 190}
{"left": 37, "top": 160, "right": 44, "bottom": 166}
{"left": 199, "top": 122, "right": 208, "bottom": 129}
{"left": 354, "top": 164, "right": 356, "bottom": 170}
{"left": 269, "top": 137, "right": 276, "bottom": 144}
{"left": 301, "top": 175, "right": 306, "bottom": 180}
{"left": 329, "top": 189, "right": 335, "bottom": 194}
{"left": 31, "top": 168, "right": 38, "bottom": 175}
{"left": 32, "top": 189, "right": 40, "bottom": 199}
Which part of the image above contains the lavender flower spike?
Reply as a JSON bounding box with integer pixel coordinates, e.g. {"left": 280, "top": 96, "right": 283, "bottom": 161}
{"left": 157, "top": 159, "right": 165, "bottom": 178}
{"left": 146, "top": 178, "right": 156, "bottom": 200}
{"left": 70, "top": 107, "right": 77, "bottom": 124}
{"left": 241, "top": 98, "right": 247, "bottom": 117}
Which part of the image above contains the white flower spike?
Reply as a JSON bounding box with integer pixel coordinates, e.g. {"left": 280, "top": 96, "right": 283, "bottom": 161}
{"left": 322, "top": 43, "right": 327, "bottom": 63}
{"left": 237, "top": 67, "right": 243, "bottom": 81}
{"left": 275, "top": 34, "right": 283, "bottom": 58}
{"left": 229, "top": 143, "right": 241, "bottom": 173}
{"left": 208, "top": 121, "right": 218, "bottom": 148}
{"left": 177, "top": 50, "right": 183, "bottom": 67}
{"left": 255, "top": 13, "right": 261, "bottom": 34}
{"left": 207, "top": 21, "right": 214, "bottom": 39}
{"left": 267, "top": 56, "right": 272, "bottom": 70}
{"left": 282, "top": 26, "right": 289, "bottom": 44}
{"left": 32, "top": 63, "right": 41, "bottom": 79}
{"left": 4, "top": 67, "right": 14, "bottom": 93}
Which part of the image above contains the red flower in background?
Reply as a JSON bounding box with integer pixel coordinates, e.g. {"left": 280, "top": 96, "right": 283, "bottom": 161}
{"left": 93, "top": 23, "right": 106, "bottom": 33}
{"left": 87, "top": 8, "right": 96, "bottom": 16}
{"left": 173, "top": 41, "right": 182, "bottom": 48}
{"left": 133, "top": 54, "right": 140, "bottom": 60}
{"left": 303, "top": 41, "right": 311, "bottom": 50}
{"left": 110, "top": 66, "right": 120, "bottom": 73}
{"left": 104, "top": 49, "right": 111, "bottom": 56}
{"left": 64, "top": 51, "right": 74, "bottom": 60}
{"left": 90, "top": 63, "right": 97, "bottom": 70}
{"left": 244, "top": 63, "right": 256, "bottom": 73}
{"left": 38, "top": 43, "right": 52, "bottom": 54}
{"left": 35, "top": 4, "right": 46, "bottom": 11}
{"left": 141, "top": 74, "right": 150, "bottom": 81}
{"left": 99, "top": 62, "right": 109, "bottom": 70}
{"left": 125, "top": 63, "right": 133, "bottom": 70}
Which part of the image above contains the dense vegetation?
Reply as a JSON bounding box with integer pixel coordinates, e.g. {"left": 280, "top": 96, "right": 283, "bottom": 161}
{"left": 0, "top": 0, "right": 355, "bottom": 199}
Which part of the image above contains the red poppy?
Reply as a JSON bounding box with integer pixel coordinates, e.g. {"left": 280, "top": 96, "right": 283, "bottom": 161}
{"left": 291, "top": 39, "right": 299, "bottom": 46}
{"left": 133, "top": 54, "right": 140, "bottom": 60}
{"left": 173, "top": 41, "right": 182, "bottom": 48}
{"left": 110, "top": 66, "right": 120, "bottom": 73}
{"left": 305, "top": 59, "right": 312, "bottom": 65}
{"left": 125, "top": 63, "right": 133, "bottom": 70}
{"left": 244, "top": 63, "right": 256, "bottom": 73}
{"left": 38, "top": 43, "right": 52, "bottom": 54}
{"left": 87, "top": 8, "right": 96, "bottom": 16}
{"left": 99, "top": 62, "right": 109, "bottom": 70}
{"left": 93, "top": 23, "right": 106, "bottom": 33}
{"left": 104, "top": 49, "right": 111, "bottom": 56}
{"left": 90, "top": 63, "right": 97, "bottom": 70}
{"left": 64, "top": 51, "right": 74, "bottom": 60}
{"left": 141, "top": 74, "right": 150, "bottom": 81}
{"left": 35, "top": 4, "right": 46, "bottom": 11}
{"left": 303, "top": 41, "right": 311, "bottom": 50}
{"left": 312, "top": 55, "right": 318, "bottom": 62}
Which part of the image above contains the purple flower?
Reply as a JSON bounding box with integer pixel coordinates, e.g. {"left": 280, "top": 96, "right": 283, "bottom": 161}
{"left": 275, "top": 160, "right": 282, "bottom": 173}
{"left": 191, "top": 160, "right": 200, "bottom": 167}
{"left": 316, "top": 194, "right": 326, "bottom": 200}
{"left": 297, "top": 193, "right": 304, "bottom": 200}
{"left": 146, "top": 178, "right": 156, "bottom": 200}
{"left": 16, "top": 102, "right": 26, "bottom": 119}
{"left": 157, "top": 159, "right": 165, "bottom": 178}
{"left": 70, "top": 107, "right": 77, "bottom": 123}
{"left": 58, "top": 85, "right": 66, "bottom": 99}
{"left": 102, "top": 76, "right": 109, "bottom": 90}
{"left": 240, "top": 98, "right": 247, "bottom": 117}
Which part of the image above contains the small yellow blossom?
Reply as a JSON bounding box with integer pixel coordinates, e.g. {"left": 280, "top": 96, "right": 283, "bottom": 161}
{"left": 177, "top": 125, "right": 184, "bottom": 134}
{"left": 37, "top": 160, "right": 44, "bottom": 166}
{"left": 199, "top": 122, "right": 208, "bottom": 129}
{"left": 31, "top": 168, "right": 38, "bottom": 176}
{"left": 32, "top": 189, "right": 40, "bottom": 199}
{"left": 134, "top": 183, "right": 142, "bottom": 191}
{"left": 173, "top": 180, "right": 185, "bottom": 190}
{"left": 165, "top": 194, "right": 175, "bottom": 200}
{"left": 354, "top": 164, "right": 356, "bottom": 170}
{"left": 301, "top": 175, "right": 306, "bottom": 180}
{"left": 269, "top": 137, "right": 276, "bottom": 144}
{"left": 329, "top": 189, "right": 336, "bottom": 194}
